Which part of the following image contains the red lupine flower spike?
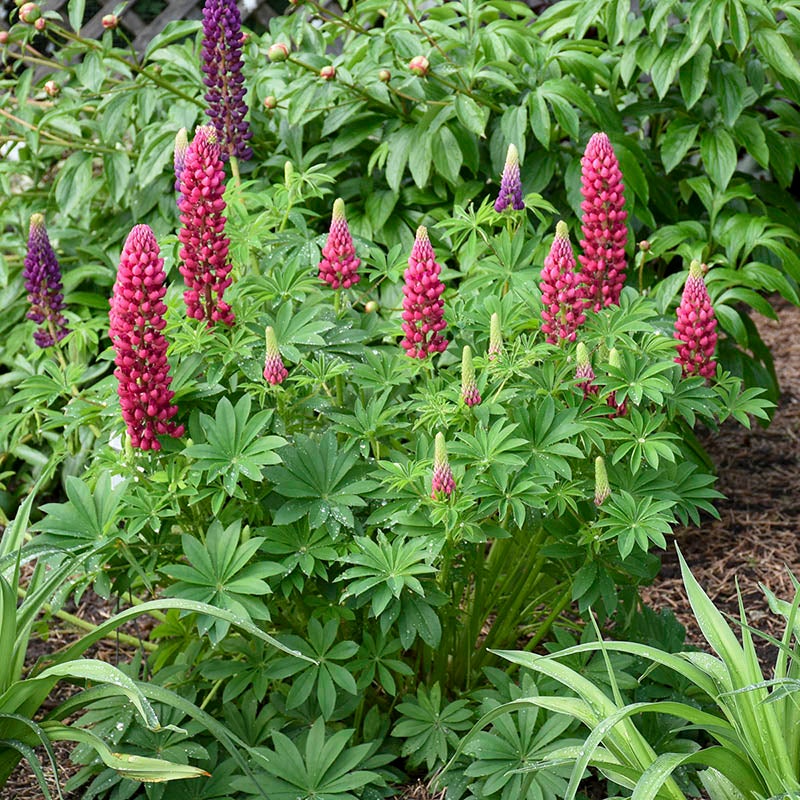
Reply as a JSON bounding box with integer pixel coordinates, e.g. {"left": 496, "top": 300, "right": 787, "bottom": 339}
{"left": 579, "top": 132, "right": 628, "bottom": 312}
{"left": 400, "top": 226, "right": 448, "bottom": 359}
{"left": 178, "top": 125, "right": 235, "bottom": 327}
{"left": 318, "top": 198, "right": 360, "bottom": 290}
{"left": 539, "top": 221, "right": 586, "bottom": 344}
{"left": 674, "top": 260, "right": 717, "bottom": 379}
{"left": 431, "top": 432, "right": 455, "bottom": 498}
{"left": 109, "top": 225, "right": 184, "bottom": 451}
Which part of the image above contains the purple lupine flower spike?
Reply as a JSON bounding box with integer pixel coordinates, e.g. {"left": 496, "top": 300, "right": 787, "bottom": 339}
{"left": 24, "top": 214, "right": 69, "bottom": 348}
{"left": 201, "top": 0, "right": 252, "bottom": 162}
{"left": 174, "top": 128, "right": 188, "bottom": 196}
{"left": 494, "top": 144, "right": 524, "bottom": 212}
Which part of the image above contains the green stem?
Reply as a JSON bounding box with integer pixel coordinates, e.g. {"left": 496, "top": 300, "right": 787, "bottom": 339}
{"left": 229, "top": 155, "right": 241, "bottom": 187}
{"left": 16, "top": 586, "right": 157, "bottom": 653}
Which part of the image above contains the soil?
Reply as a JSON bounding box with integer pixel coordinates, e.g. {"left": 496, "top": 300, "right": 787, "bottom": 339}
{"left": 4, "top": 300, "right": 800, "bottom": 800}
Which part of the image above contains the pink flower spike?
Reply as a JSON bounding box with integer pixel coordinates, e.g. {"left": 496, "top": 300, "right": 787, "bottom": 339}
{"left": 461, "top": 345, "right": 480, "bottom": 407}
{"left": 674, "top": 260, "right": 717, "bottom": 380}
{"left": 318, "top": 198, "right": 361, "bottom": 290}
{"left": 431, "top": 432, "right": 455, "bottom": 498}
{"left": 575, "top": 341, "right": 598, "bottom": 398}
{"left": 109, "top": 225, "right": 184, "bottom": 451}
{"left": 400, "top": 226, "right": 448, "bottom": 359}
{"left": 263, "top": 325, "right": 288, "bottom": 385}
{"left": 539, "top": 221, "right": 586, "bottom": 344}
{"left": 579, "top": 132, "right": 628, "bottom": 312}
{"left": 178, "top": 125, "right": 235, "bottom": 327}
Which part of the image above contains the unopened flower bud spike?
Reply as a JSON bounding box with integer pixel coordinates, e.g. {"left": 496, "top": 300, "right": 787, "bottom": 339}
{"left": 594, "top": 456, "right": 610, "bottom": 506}
{"left": 263, "top": 325, "right": 288, "bottom": 385}
{"left": 431, "top": 432, "right": 455, "bottom": 498}
{"left": 461, "top": 345, "right": 481, "bottom": 407}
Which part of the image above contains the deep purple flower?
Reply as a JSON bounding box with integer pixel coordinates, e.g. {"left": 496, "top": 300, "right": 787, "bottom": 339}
{"left": 579, "top": 132, "right": 628, "bottom": 312}
{"left": 201, "top": 0, "right": 252, "bottom": 162}
{"left": 494, "top": 143, "right": 524, "bottom": 212}
{"left": 674, "top": 260, "right": 717, "bottom": 379}
{"left": 109, "top": 225, "right": 184, "bottom": 451}
{"left": 174, "top": 127, "right": 188, "bottom": 199}
{"left": 24, "top": 214, "right": 69, "bottom": 348}
{"left": 400, "top": 226, "right": 448, "bottom": 359}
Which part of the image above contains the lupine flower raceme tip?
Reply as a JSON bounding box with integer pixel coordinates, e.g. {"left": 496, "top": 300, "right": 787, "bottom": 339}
{"left": 579, "top": 132, "right": 628, "bottom": 312}
{"left": 263, "top": 326, "right": 288, "bottom": 385}
{"left": 109, "top": 224, "right": 184, "bottom": 451}
{"left": 606, "top": 347, "right": 627, "bottom": 418}
{"left": 539, "top": 221, "right": 586, "bottom": 344}
{"left": 24, "top": 214, "right": 69, "bottom": 348}
{"left": 488, "top": 312, "right": 502, "bottom": 360}
{"left": 178, "top": 125, "right": 235, "bottom": 327}
{"left": 173, "top": 127, "right": 188, "bottom": 200}
{"left": 400, "top": 226, "right": 448, "bottom": 359}
{"left": 674, "top": 260, "right": 717, "bottom": 379}
{"left": 494, "top": 143, "right": 524, "bottom": 212}
{"left": 201, "top": 0, "right": 252, "bottom": 161}
{"left": 318, "top": 198, "right": 360, "bottom": 290}
{"left": 431, "top": 432, "right": 455, "bottom": 498}
{"left": 575, "top": 341, "right": 597, "bottom": 397}
{"left": 461, "top": 345, "right": 480, "bottom": 407}
{"left": 594, "top": 456, "right": 610, "bottom": 506}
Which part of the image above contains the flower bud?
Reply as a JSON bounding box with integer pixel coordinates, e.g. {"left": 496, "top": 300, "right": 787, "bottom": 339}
{"left": 34, "top": 16, "right": 45, "bottom": 30}
{"left": 268, "top": 42, "right": 289, "bottom": 62}
{"left": 638, "top": 240, "right": 651, "bottom": 252}
{"left": 44, "top": 79, "right": 59, "bottom": 97}
{"left": 461, "top": 345, "right": 480, "bottom": 407}
{"left": 263, "top": 326, "right": 288, "bottom": 385}
{"left": 320, "top": 64, "right": 335, "bottom": 80}
{"left": 364, "top": 300, "right": 379, "bottom": 313}
{"left": 263, "top": 94, "right": 277, "bottom": 109}
{"left": 408, "top": 55, "right": 429, "bottom": 76}
{"left": 594, "top": 456, "right": 610, "bottom": 506}
{"left": 431, "top": 432, "right": 455, "bottom": 498}
{"left": 240, "top": 31, "right": 249, "bottom": 43}
{"left": 284, "top": 160, "right": 294, "bottom": 185}
{"left": 101, "top": 13, "right": 118, "bottom": 28}
{"left": 488, "top": 312, "right": 502, "bottom": 360}
{"left": 19, "top": 3, "right": 40, "bottom": 23}
{"left": 0, "top": 31, "right": 9, "bottom": 44}
{"left": 378, "top": 68, "right": 391, "bottom": 82}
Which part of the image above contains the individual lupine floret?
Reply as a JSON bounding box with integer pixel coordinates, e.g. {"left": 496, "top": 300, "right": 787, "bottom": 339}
{"left": 263, "top": 326, "right": 288, "bottom": 385}
{"left": 178, "top": 125, "right": 235, "bottom": 327}
{"left": 539, "top": 221, "right": 586, "bottom": 344}
{"left": 109, "top": 225, "right": 184, "bottom": 451}
{"left": 579, "top": 132, "right": 628, "bottom": 312}
{"left": 173, "top": 128, "right": 188, "bottom": 199}
{"left": 318, "top": 198, "right": 361, "bottom": 289}
{"left": 494, "top": 143, "right": 524, "bottom": 212}
{"left": 488, "top": 312, "right": 502, "bottom": 360}
{"left": 431, "top": 432, "right": 455, "bottom": 498}
{"left": 594, "top": 456, "right": 610, "bottom": 506}
{"left": 24, "top": 214, "right": 69, "bottom": 348}
{"left": 400, "top": 226, "right": 448, "bottom": 359}
{"left": 674, "top": 260, "right": 717, "bottom": 379}
{"left": 461, "top": 345, "right": 480, "bottom": 407}
{"left": 606, "top": 347, "right": 627, "bottom": 418}
{"left": 200, "top": 0, "right": 253, "bottom": 161}
{"left": 575, "top": 342, "right": 598, "bottom": 398}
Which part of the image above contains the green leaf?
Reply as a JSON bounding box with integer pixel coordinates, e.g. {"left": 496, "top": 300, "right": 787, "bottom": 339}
{"left": 455, "top": 94, "right": 489, "bottom": 137}
{"left": 679, "top": 44, "right": 712, "bottom": 109}
{"left": 661, "top": 119, "right": 700, "bottom": 174}
{"left": 68, "top": 0, "right": 85, "bottom": 32}
{"left": 754, "top": 28, "right": 800, "bottom": 86}
{"left": 700, "top": 128, "right": 737, "bottom": 189}
{"left": 710, "top": 62, "right": 746, "bottom": 127}
{"left": 432, "top": 126, "right": 463, "bottom": 184}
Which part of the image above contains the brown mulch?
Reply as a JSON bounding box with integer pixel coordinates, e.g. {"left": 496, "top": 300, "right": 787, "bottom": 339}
{"left": 642, "top": 296, "right": 800, "bottom": 669}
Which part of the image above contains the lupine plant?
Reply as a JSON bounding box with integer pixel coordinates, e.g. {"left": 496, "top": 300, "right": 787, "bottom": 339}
{"left": 0, "top": 0, "right": 789, "bottom": 796}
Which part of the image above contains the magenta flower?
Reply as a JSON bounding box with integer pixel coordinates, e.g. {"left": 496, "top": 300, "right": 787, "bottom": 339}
{"left": 431, "top": 432, "right": 455, "bottom": 498}
{"left": 494, "top": 143, "right": 524, "bottom": 212}
{"left": 109, "top": 225, "right": 184, "bottom": 451}
{"left": 540, "top": 221, "right": 586, "bottom": 344}
{"left": 401, "top": 226, "right": 448, "bottom": 359}
{"left": 318, "top": 198, "right": 360, "bottom": 290}
{"left": 575, "top": 342, "right": 598, "bottom": 398}
{"left": 263, "top": 325, "right": 288, "bottom": 385}
{"left": 579, "top": 132, "right": 628, "bottom": 312}
{"left": 674, "top": 261, "right": 717, "bottom": 379}
{"left": 23, "top": 214, "right": 69, "bottom": 348}
{"left": 201, "top": 0, "right": 252, "bottom": 161}
{"left": 178, "top": 125, "right": 235, "bottom": 327}
{"left": 174, "top": 128, "right": 188, "bottom": 197}
{"left": 461, "top": 345, "right": 480, "bottom": 407}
